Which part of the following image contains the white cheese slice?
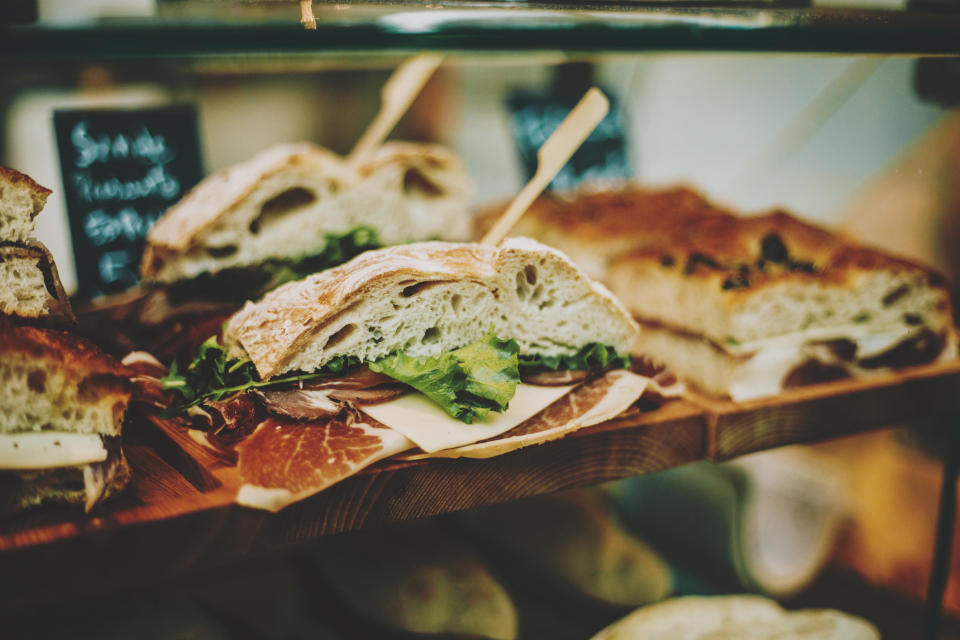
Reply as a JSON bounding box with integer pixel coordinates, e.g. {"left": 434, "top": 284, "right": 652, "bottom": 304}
{"left": 0, "top": 432, "right": 107, "bottom": 470}
{"left": 725, "top": 324, "right": 919, "bottom": 358}
{"left": 727, "top": 325, "right": 932, "bottom": 401}
{"left": 358, "top": 383, "right": 575, "bottom": 453}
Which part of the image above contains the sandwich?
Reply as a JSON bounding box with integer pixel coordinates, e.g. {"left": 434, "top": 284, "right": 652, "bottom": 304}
{"left": 77, "top": 141, "right": 474, "bottom": 362}
{"left": 0, "top": 166, "right": 131, "bottom": 515}
{"left": 0, "top": 167, "right": 73, "bottom": 325}
{"left": 489, "top": 187, "right": 957, "bottom": 400}
{"left": 141, "top": 141, "right": 473, "bottom": 298}
{"left": 153, "top": 238, "right": 670, "bottom": 511}
{"left": 0, "top": 321, "right": 132, "bottom": 515}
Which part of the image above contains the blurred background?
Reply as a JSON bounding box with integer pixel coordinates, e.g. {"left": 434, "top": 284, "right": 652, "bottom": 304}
{"left": 3, "top": 1, "right": 960, "bottom": 638}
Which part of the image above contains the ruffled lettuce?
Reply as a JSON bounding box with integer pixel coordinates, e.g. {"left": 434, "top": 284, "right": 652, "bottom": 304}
{"left": 369, "top": 334, "right": 521, "bottom": 424}
{"left": 263, "top": 226, "right": 382, "bottom": 290}
{"left": 518, "top": 342, "right": 630, "bottom": 376}
{"left": 162, "top": 332, "right": 627, "bottom": 424}
{"left": 160, "top": 336, "right": 356, "bottom": 416}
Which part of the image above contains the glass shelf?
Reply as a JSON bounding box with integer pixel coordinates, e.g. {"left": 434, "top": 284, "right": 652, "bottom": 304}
{"left": 2, "top": 2, "right": 960, "bottom": 61}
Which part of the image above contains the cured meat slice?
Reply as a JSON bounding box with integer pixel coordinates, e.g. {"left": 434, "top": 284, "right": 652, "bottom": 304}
{"left": 254, "top": 389, "right": 341, "bottom": 421}
{"left": 326, "top": 384, "right": 408, "bottom": 405}
{"left": 235, "top": 415, "right": 414, "bottom": 512}
{"left": 521, "top": 369, "right": 589, "bottom": 385}
{"left": 402, "top": 370, "right": 650, "bottom": 461}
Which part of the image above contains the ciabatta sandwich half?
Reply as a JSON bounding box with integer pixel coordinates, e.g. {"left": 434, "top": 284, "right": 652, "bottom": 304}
{"left": 159, "top": 239, "right": 651, "bottom": 511}
{"left": 492, "top": 188, "right": 957, "bottom": 400}
{"left": 142, "top": 141, "right": 473, "bottom": 290}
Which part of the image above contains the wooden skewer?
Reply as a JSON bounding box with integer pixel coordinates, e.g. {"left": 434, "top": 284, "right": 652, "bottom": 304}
{"left": 347, "top": 53, "right": 445, "bottom": 165}
{"left": 481, "top": 87, "right": 609, "bottom": 246}
{"left": 300, "top": 0, "right": 316, "bottom": 30}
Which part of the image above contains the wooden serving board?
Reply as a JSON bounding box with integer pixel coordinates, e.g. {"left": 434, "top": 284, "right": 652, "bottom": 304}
{"left": 1, "top": 361, "right": 959, "bottom": 607}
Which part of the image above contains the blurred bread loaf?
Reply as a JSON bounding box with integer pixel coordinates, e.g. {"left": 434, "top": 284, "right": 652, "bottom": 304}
{"left": 459, "top": 488, "right": 673, "bottom": 607}
{"left": 307, "top": 522, "right": 518, "bottom": 639}
{"left": 591, "top": 595, "right": 879, "bottom": 640}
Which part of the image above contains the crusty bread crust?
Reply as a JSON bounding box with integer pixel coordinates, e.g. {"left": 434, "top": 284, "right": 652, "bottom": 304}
{"left": 0, "top": 320, "right": 131, "bottom": 379}
{"left": 0, "top": 166, "right": 51, "bottom": 199}
{"left": 226, "top": 238, "right": 638, "bottom": 380}
{"left": 144, "top": 143, "right": 342, "bottom": 254}
{"left": 484, "top": 187, "right": 947, "bottom": 290}
{"left": 0, "top": 166, "right": 52, "bottom": 243}
{"left": 0, "top": 240, "right": 75, "bottom": 324}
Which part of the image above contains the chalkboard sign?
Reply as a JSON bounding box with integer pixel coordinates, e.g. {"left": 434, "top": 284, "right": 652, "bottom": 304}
{"left": 53, "top": 106, "right": 204, "bottom": 298}
{"left": 507, "top": 88, "right": 631, "bottom": 192}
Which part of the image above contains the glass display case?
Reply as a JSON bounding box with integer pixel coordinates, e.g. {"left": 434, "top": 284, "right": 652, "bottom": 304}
{"left": 2, "top": 3, "right": 959, "bottom": 639}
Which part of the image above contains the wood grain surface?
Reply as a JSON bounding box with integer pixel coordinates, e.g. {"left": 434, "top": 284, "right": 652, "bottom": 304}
{"left": 1, "top": 361, "right": 959, "bottom": 607}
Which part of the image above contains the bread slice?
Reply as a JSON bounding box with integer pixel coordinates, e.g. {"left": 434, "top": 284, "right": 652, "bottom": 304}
{"left": 0, "top": 166, "right": 52, "bottom": 243}
{"left": 591, "top": 595, "right": 878, "bottom": 640}
{"left": 142, "top": 141, "right": 473, "bottom": 284}
{"left": 487, "top": 187, "right": 957, "bottom": 398}
{"left": 0, "top": 321, "right": 132, "bottom": 436}
{"left": 226, "top": 238, "right": 638, "bottom": 380}
{"left": 0, "top": 241, "right": 74, "bottom": 324}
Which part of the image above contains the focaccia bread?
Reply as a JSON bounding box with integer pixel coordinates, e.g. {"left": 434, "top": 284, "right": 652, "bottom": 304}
{"left": 225, "top": 237, "right": 638, "bottom": 380}
{"left": 0, "top": 241, "right": 74, "bottom": 324}
{"left": 142, "top": 141, "right": 473, "bottom": 284}
{"left": 485, "top": 187, "right": 956, "bottom": 400}
{"left": 0, "top": 166, "right": 51, "bottom": 243}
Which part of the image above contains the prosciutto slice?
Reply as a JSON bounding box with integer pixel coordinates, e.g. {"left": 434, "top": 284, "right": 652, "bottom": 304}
{"left": 401, "top": 370, "right": 650, "bottom": 461}
{"left": 235, "top": 413, "right": 414, "bottom": 512}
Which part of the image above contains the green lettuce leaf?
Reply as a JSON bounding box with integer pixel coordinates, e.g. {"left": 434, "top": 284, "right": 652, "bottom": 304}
{"left": 369, "top": 334, "right": 521, "bottom": 424}
{"left": 160, "top": 336, "right": 357, "bottom": 416}
{"left": 263, "top": 226, "right": 382, "bottom": 290}
{"left": 518, "top": 342, "right": 630, "bottom": 376}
